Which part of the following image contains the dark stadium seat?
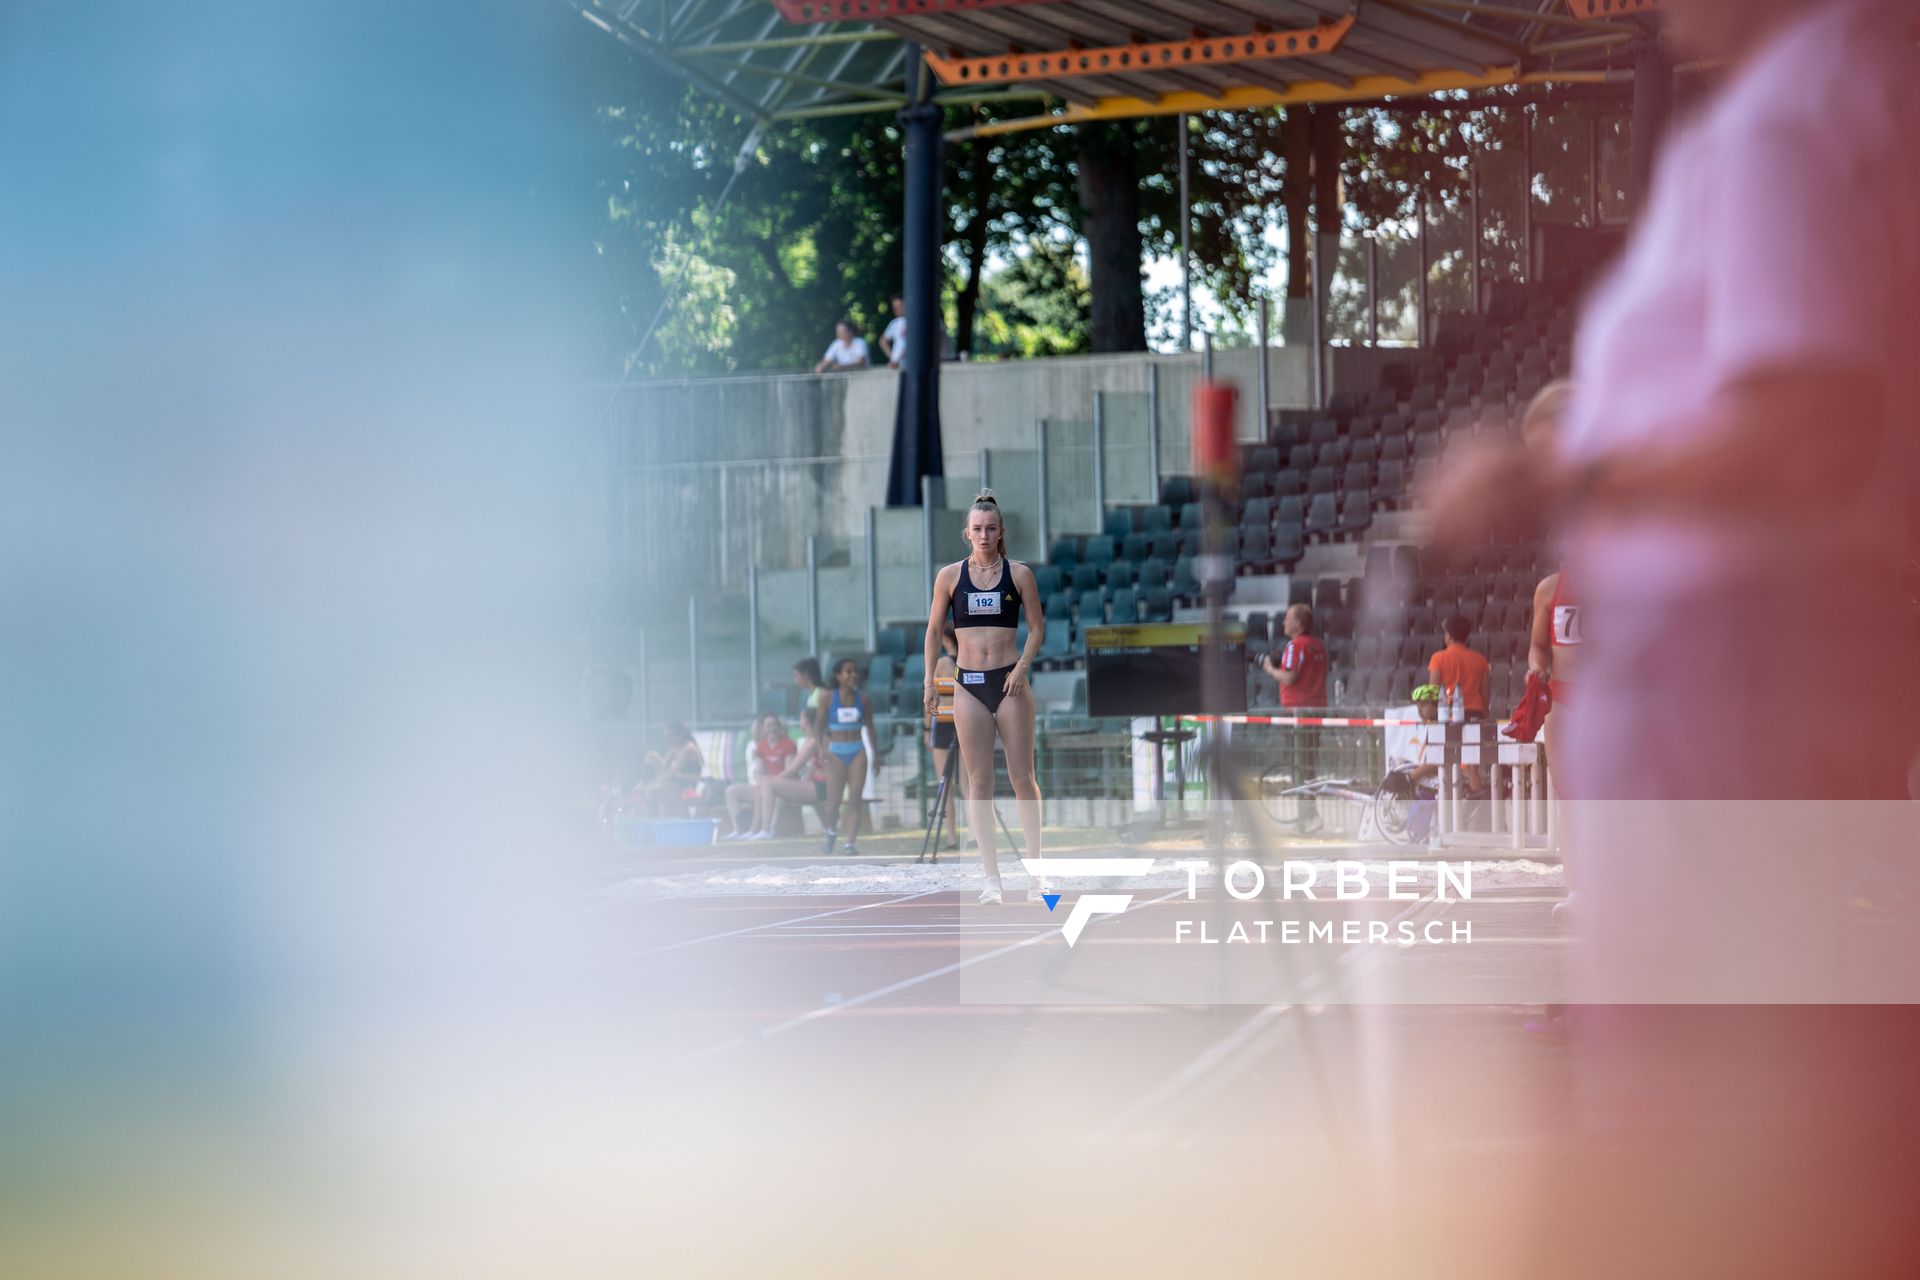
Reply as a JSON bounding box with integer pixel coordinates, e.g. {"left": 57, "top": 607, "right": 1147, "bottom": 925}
{"left": 1050, "top": 535, "right": 1081, "bottom": 566}
{"left": 1076, "top": 588, "right": 1107, "bottom": 624}
{"left": 1338, "top": 491, "right": 1372, "bottom": 537}
{"left": 1314, "top": 439, "right": 1349, "bottom": 468}
{"left": 1044, "top": 591, "right": 1071, "bottom": 622}
{"left": 1245, "top": 611, "right": 1270, "bottom": 648}
{"left": 1238, "top": 525, "right": 1275, "bottom": 570}
{"left": 1241, "top": 471, "right": 1275, "bottom": 502}
{"left": 1141, "top": 586, "right": 1173, "bottom": 622}
{"left": 1108, "top": 587, "right": 1140, "bottom": 625}
{"left": 1275, "top": 495, "right": 1304, "bottom": 529}
{"left": 1034, "top": 565, "right": 1065, "bottom": 597}
{"left": 1170, "top": 558, "right": 1201, "bottom": 599}
{"left": 1148, "top": 531, "right": 1179, "bottom": 561}
{"left": 1239, "top": 495, "right": 1272, "bottom": 529}
{"left": 1304, "top": 493, "right": 1337, "bottom": 540}
{"left": 1380, "top": 434, "right": 1409, "bottom": 464}
{"left": 1070, "top": 564, "right": 1102, "bottom": 592}
{"left": 1308, "top": 419, "right": 1340, "bottom": 447}
{"left": 1106, "top": 562, "right": 1136, "bottom": 591}
{"left": 1342, "top": 460, "right": 1372, "bottom": 492}
{"left": 1138, "top": 556, "right": 1171, "bottom": 589}
{"left": 1308, "top": 465, "right": 1338, "bottom": 495}
{"left": 1161, "top": 476, "right": 1196, "bottom": 508}
{"left": 1248, "top": 445, "right": 1279, "bottom": 474}
{"left": 1121, "top": 532, "right": 1149, "bottom": 562}
{"left": 1374, "top": 459, "right": 1407, "bottom": 506}
{"left": 1083, "top": 535, "right": 1115, "bottom": 566}
{"left": 1039, "top": 624, "right": 1072, "bottom": 664}
{"left": 1104, "top": 509, "right": 1136, "bottom": 542}
{"left": 1143, "top": 504, "right": 1173, "bottom": 534}
{"left": 1178, "top": 501, "right": 1204, "bottom": 529}
{"left": 1271, "top": 522, "right": 1304, "bottom": 569}
{"left": 1271, "top": 469, "right": 1305, "bottom": 499}
{"left": 1288, "top": 444, "right": 1315, "bottom": 472}
{"left": 1267, "top": 421, "right": 1301, "bottom": 452}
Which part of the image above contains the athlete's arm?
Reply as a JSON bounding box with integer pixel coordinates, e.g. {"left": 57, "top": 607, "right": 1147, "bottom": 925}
{"left": 1528, "top": 575, "right": 1557, "bottom": 677}
{"left": 925, "top": 564, "right": 956, "bottom": 716}
{"left": 1006, "top": 563, "right": 1043, "bottom": 695}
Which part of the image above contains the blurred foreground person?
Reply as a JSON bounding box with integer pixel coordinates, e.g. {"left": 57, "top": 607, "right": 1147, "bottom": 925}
{"left": 1425, "top": 2, "right": 1920, "bottom": 1275}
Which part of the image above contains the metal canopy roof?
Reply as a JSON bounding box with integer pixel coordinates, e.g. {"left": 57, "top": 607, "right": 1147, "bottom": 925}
{"left": 572, "top": 0, "right": 1658, "bottom": 129}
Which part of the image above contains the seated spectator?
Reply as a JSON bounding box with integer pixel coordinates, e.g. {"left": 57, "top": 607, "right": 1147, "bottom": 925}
{"left": 1389, "top": 684, "right": 1444, "bottom": 790}
{"left": 761, "top": 717, "right": 832, "bottom": 839}
{"left": 814, "top": 319, "right": 869, "bottom": 373}
{"left": 640, "top": 721, "right": 703, "bottom": 818}
{"left": 725, "top": 712, "right": 797, "bottom": 839}
{"left": 879, "top": 293, "right": 906, "bottom": 369}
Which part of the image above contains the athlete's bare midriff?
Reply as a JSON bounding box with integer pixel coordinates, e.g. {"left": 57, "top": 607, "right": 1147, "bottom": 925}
{"left": 952, "top": 560, "right": 1022, "bottom": 670}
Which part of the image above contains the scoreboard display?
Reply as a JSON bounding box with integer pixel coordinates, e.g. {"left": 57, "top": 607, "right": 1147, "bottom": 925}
{"left": 1083, "top": 622, "right": 1248, "bottom": 718}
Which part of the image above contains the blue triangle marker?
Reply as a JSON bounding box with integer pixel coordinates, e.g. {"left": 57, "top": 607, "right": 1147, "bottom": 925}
{"left": 1042, "top": 893, "right": 1061, "bottom": 911}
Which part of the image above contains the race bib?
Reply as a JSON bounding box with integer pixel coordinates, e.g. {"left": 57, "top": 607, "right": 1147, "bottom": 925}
{"left": 967, "top": 591, "right": 1002, "bottom": 615}
{"left": 1553, "top": 604, "right": 1584, "bottom": 645}
{"left": 962, "top": 671, "right": 985, "bottom": 685}
{"left": 835, "top": 705, "right": 860, "bottom": 723}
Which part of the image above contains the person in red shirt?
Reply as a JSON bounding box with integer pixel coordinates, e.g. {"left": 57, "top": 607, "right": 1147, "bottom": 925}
{"left": 1428, "top": 614, "right": 1491, "bottom": 718}
{"left": 1429, "top": 614, "right": 1492, "bottom": 792}
{"left": 1261, "top": 604, "right": 1327, "bottom": 708}
{"left": 724, "top": 711, "right": 799, "bottom": 838}
{"left": 1261, "top": 604, "right": 1330, "bottom": 826}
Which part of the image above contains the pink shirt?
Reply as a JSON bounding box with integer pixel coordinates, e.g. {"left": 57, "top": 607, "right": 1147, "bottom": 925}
{"left": 1560, "top": 0, "right": 1920, "bottom": 602}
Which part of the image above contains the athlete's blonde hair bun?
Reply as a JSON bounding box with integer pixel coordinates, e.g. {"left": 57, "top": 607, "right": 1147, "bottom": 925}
{"left": 973, "top": 488, "right": 998, "bottom": 506}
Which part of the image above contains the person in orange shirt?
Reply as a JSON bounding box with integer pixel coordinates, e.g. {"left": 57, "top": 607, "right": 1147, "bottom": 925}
{"left": 1429, "top": 614, "right": 1491, "bottom": 792}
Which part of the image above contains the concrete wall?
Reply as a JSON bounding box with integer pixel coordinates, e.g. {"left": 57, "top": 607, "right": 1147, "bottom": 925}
{"left": 601, "top": 345, "right": 1315, "bottom": 600}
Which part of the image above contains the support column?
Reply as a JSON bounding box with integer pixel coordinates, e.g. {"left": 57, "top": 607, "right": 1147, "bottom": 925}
{"left": 886, "top": 44, "right": 945, "bottom": 507}
{"left": 1147, "top": 364, "right": 1163, "bottom": 498}
{"left": 1092, "top": 391, "right": 1107, "bottom": 519}
{"left": 1416, "top": 187, "right": 1429, "bottom": 346}
{"left": 1179, "top": 115, "right": 1193, "bottom": 351}
{"left": 1255, "top": 297, "right": 1271, "bottom": 434}
{"left": 1521, "top": 107, "right": 1534, "bottom": 283}
{"left": 749, "top": 565, "right": 763, "bottom": 707}
{"left": 1631, "top": 40, "right": 1674, "bottom": 213}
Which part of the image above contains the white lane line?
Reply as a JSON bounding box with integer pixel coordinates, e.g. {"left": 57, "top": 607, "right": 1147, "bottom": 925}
{"left": 1091, "top": 890, "right": 1451, "bottom": 1144}
{"left": 627, "top": 890, "right": 938, "bottom": 957}
{"left": 686, "top": 888, "right": 1190, "bottom": 1063}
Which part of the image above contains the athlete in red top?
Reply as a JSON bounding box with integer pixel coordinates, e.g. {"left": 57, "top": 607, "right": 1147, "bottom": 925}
{"left": 1262, "top": 603, "right": 1328, "bottom": 707}
{"left": 1529, "top": 570, "right": 1582, "bottom": 706}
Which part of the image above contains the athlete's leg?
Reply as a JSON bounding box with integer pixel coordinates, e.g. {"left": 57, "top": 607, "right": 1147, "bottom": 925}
{"left": 723, "top": 782, "right": 756, "bottom": 835}
{"left": 820, "top": 753, "right": 851, "bottom": 850}
{"left": 993, "top": 683, "right": 1044, "bottom": 895}
{"left": 763, "top": 776, "right": 817, "bottom": 835}
{"left": 952, "top": 680, "right": 1001, "bottom": 895}
{"left": 840, "top": 751, "right": 868, "bottom": 849}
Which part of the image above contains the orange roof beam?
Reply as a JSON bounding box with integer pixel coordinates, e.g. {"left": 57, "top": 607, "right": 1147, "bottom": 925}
{"left": 925, "top": 13, "right": 1356, "bottom": 87}
{"left": 772, "top": 0, "right": 1069, "bottom": 23}
{"left": 1563, "top": 0, "right": 1662, "bottom": 18}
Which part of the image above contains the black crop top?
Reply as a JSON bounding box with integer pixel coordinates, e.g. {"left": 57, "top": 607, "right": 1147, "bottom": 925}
{"left": 950, "top": 559, "right": 1021, "bottom": 629}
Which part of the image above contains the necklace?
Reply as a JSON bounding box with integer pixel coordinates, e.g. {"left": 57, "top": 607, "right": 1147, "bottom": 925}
{"left": 969, "top": 554, "right": 1004, "bottom": 583}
